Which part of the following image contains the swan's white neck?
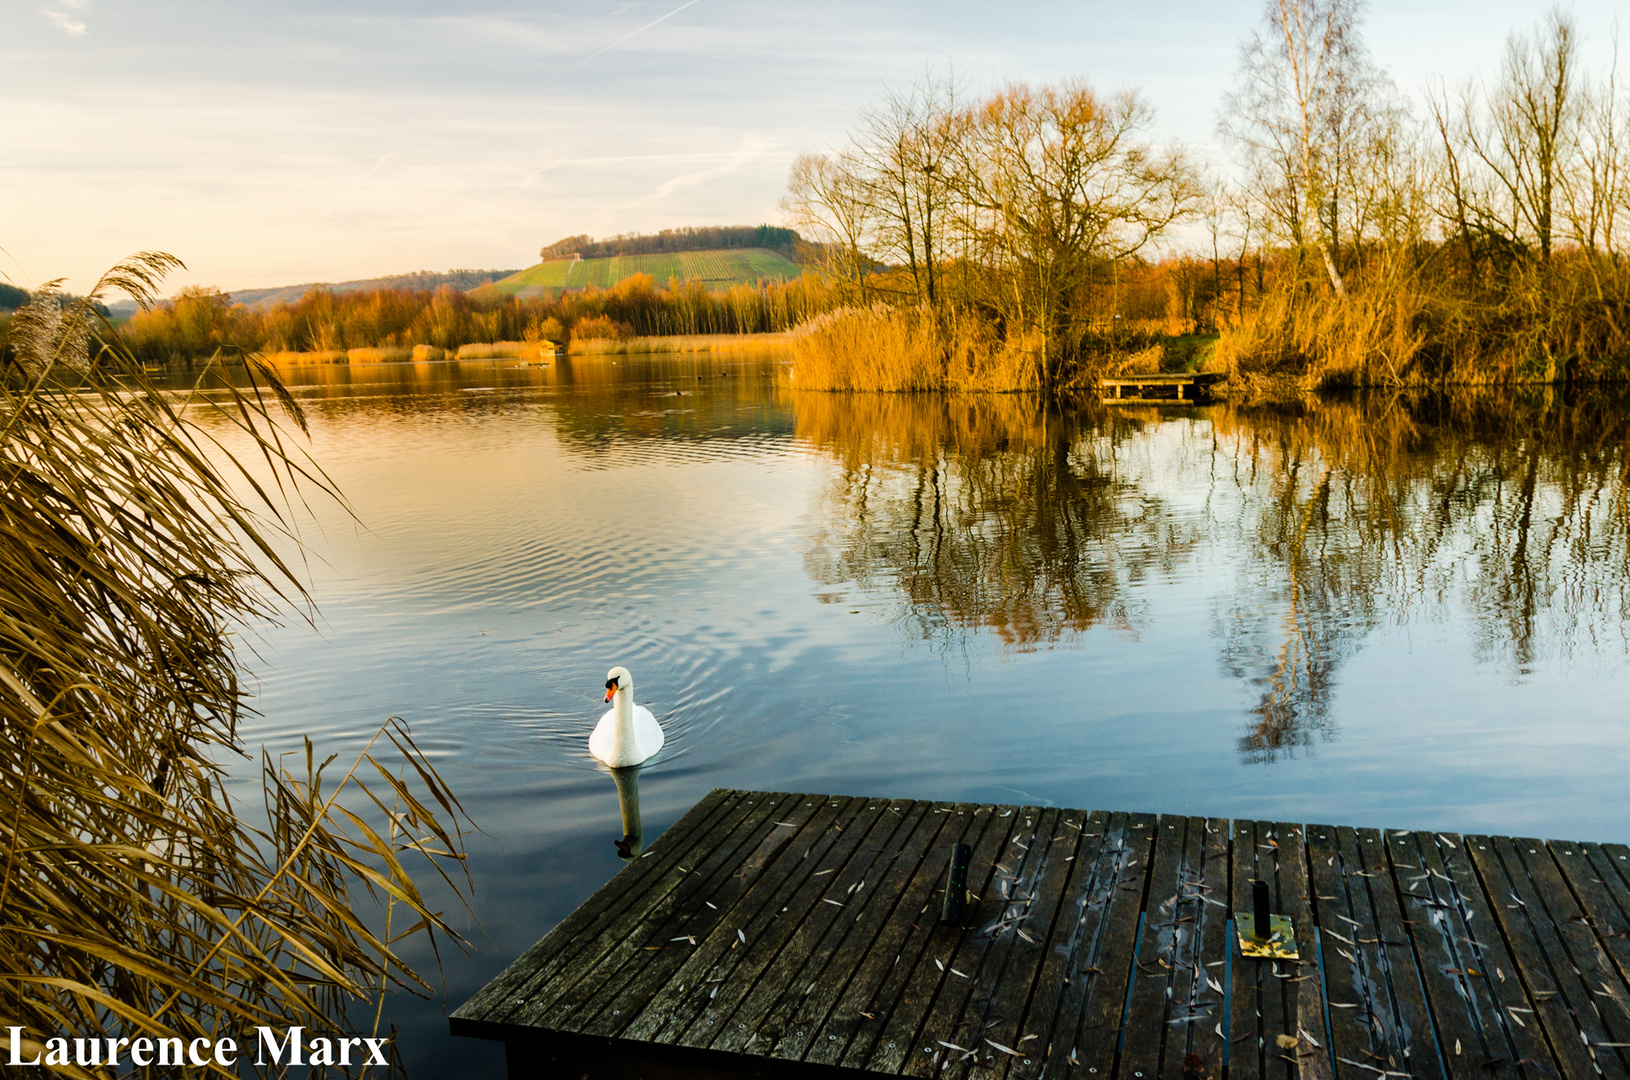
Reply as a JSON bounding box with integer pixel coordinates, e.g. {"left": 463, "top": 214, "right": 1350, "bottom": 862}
{"left": 610, "top": 683, "right": 635, "bottom": 760}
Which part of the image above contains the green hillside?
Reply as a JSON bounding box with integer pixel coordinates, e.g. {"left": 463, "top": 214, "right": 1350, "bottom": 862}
{"left": 482, "top": 248, "right": 803, "bottom": 299}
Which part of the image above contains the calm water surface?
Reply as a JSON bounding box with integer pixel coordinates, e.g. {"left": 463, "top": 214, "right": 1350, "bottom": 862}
{"left": 188, "top": 356, "right": 1630, "bottom": 1075}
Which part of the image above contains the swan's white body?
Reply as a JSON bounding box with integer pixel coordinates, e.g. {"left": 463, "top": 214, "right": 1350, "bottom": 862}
{"left": 590, "top": 666, "right": 664, "bottom": 767}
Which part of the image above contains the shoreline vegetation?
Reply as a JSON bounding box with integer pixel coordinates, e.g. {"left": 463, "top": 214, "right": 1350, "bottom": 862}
{"left": 81, "top": 266, "right": 835, "bottom": 371}
{"left": 1, "top": 256, "right": 473, "bottom": 1067}
{"left": 782, "top": 2, "right": 1630, "bottom": 393}
{"left": 255, "top": 331, "right": 795, "bottom": 366}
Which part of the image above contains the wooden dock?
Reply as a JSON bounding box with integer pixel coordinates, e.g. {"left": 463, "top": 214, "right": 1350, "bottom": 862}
{"left": 452, "top": 789, "right": 1630, "bottom": 1080}
{"left": 1100, "top": 372, "right": 1223, "bottom": 404}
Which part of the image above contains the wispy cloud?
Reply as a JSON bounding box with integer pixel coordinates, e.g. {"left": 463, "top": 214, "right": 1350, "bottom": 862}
{"left": 544, "top": 0, "right": 703, "bottom": 84}
{"left": 649, "top": 135, "right": 780, "bottom": 200}
{"left": 41, "top": 6, "right": 87, "bottom": 35}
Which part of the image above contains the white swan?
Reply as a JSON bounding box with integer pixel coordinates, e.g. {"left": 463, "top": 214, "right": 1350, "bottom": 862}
{"left": 589, "top": 666, "right": 664, "bottom": 767}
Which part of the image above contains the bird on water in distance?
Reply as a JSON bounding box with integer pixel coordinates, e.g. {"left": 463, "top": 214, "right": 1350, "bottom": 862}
{"left": 590, "top": 666, "right": 664, "bottom": 767}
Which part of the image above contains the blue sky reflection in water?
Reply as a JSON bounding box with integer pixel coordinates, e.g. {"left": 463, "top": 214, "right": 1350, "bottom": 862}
{"left": 195, "top": 356, "right": 1630, "bottom": 1074}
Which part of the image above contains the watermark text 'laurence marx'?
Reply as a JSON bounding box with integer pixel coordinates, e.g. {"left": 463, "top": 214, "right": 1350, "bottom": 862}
{"left": 7, "top": 1026, "right": 388, "bottom": 1068}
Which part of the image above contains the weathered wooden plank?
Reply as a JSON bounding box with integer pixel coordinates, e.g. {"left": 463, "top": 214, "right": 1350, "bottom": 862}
{"left": 912, "top": 807, "right": 1069, "bottom": 1080}
{"left": 1398, "top": 831, "right": 1551, "bottom": 1080}
{"left": 1121, "top": 814, "right": 1201, "bottom": 1080}
{"left": 520, "top": 790, "right": 811, "bottom": 1032}
{"left": 1118, "top": 815, "right": 1230, "bottom": 1080}
{"left": 670, "top": 796, "right": 896, "bottom": 1049}
{"left": 959, "top": 807, "right": 1097, "bottom": 1080}
{"left": 454, "top": 787, "right": 742, "bottom": 1027}
{"left": 857, "top": 802, "right": 1024, "bottom": 1075}
{"left": 1276, "top": 822, "right": 1331, "bottom": 1080}
{"left": 500, "top": 788, "right": 784, "bottom": 1027}
{"left": 1513, "top": 838, "right": 1630, "bottom": 1077}
{"left": 616, "top": 794, "right": 865, "bottom": 1043}
{"left": 1050, "top": 811, "right": 1157, "bottom": 1080}
{"left": 769, "top": 798, "right": 971, "bottom": 1068}
{"left": 1188, "top": 818, "right": 1232, "bottom": 1080}
{"left": 998, "top": 809, "right": 1116, "bottom": 1080}
{"left": 1465, "top": 835, "right": 1601, "bottom": 1080}
{"left": 1230, "top": 820, "right": 1330, "bottom": 1080}
{"left": 1548, "top": 839, "right": 1630, "bottom": 1077}
{"left": 703, "top": 798, "right": 922, "bottom": 1057}
{"left": 1228, "top": 819, "right": 1269, "bottom": 1080}
{"left": 1306, "top": 826, "right": 1366, "bottom": 1080}
{"left": 1307, "top": 825, "right": 1440, "bottom": 1080}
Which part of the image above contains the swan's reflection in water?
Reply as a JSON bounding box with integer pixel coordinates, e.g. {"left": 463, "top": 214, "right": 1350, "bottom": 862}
{"left": 610, "top": 766, "right": 643, "bottom": 859}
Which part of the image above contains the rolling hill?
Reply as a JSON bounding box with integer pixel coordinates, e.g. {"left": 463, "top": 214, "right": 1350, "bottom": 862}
{"left": 227, "top": 268, "right": 520, "bottom": 310}
{"left": 479, "top": 248, "right": 804, "bottom": 300}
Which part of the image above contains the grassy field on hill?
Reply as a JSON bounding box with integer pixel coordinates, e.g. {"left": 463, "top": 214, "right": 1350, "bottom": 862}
{"left": 229, "top": 268, "right": 519, "bottom": 310}
{"left": 483, "top": 247, "right": 802, "bottom": 299}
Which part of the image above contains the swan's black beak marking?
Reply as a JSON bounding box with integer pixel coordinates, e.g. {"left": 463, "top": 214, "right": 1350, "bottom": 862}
{"left": 604, "top": 678, "right": 618, "bottom": 703}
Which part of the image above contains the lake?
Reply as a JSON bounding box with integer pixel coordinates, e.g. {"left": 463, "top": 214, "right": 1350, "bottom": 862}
{"left": 188, "top": 355, "right": 1630, "bottom": 1075}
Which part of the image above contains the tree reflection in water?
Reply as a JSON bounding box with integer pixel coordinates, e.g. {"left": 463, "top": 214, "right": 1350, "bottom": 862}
{"left": 793, "top": 388, "right": 1630, "bottom": 764}
{"left": 797, "top": 392, "right": 1201, "bottom": 649}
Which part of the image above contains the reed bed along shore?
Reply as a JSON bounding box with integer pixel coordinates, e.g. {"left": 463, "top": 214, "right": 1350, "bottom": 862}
{"left": 785, "top": 305, "right": 1043, "bottom": 392}
{"left": 254, "top": 333, "right": 790, "bottom": 367}
{"left": 259, "top": 341, "right": 556, "bottom": 365}
{"left": 567, "top": 331, "right": 793, "bottom": 355}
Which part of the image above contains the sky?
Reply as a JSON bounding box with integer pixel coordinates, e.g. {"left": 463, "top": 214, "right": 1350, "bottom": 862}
{"left": 4, "top": 0, "right": 1627, "bottom": 295}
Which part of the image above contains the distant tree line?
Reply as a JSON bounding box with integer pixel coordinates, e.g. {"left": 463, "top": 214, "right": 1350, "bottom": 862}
{"left": 229, "top": 268, "right": 520, "bottom": 308}
{"left": 539, "top": 225, "right": 800, "bottom": 262}
{"left": 112, "top": 272, "right": 838, "bottom": 363}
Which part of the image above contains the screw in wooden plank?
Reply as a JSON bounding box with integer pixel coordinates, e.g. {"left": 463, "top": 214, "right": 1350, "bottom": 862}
{"left": 1252, "top": 879, "right": 1271, "bottom": 940}
{"left": 941, "top": 843, "right": 972, "bottom": 924}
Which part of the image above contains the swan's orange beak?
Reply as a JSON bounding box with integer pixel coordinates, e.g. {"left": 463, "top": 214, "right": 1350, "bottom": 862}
{"left": 604, "top": 682, "right": 617, "bottom": 702}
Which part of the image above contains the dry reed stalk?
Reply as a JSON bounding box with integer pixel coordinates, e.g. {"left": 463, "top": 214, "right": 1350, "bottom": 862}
{"left": 1, "top": 255, "right": 473, "bottom": 1074}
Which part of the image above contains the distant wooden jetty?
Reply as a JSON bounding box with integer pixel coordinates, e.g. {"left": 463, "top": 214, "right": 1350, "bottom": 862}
{"left": 1100, "top": 372, "right": 1223, "bottom": 404}
{"left": 453, "top": 788, "right": 1630, "bottom": 1079}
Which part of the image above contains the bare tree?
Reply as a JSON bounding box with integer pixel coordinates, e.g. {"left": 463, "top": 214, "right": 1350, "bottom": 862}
{"left": 782, "top": 75, "right": 1195, "bottom": 386}
{"left": 1222, "top": 0, "right": 1390, "bottom": 295}
{"left": 782, "top": 150, "right": 876, "bottom": 302}
{"left": 854, "top": 73, "right": 966, "bottom": 310}
{"left": 1438, "top": 8, "right": 1582, "bottom": 262}
{"left": 960, "top": 81, "right": 1198, "bottom": 382}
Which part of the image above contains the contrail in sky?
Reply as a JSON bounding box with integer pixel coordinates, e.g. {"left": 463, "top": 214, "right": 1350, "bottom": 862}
{"left": 543, "top": 0, "right": 703, "bottom": 84}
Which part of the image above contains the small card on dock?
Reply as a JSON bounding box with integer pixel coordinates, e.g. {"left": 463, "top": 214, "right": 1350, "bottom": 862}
{"left": 1233, "top": 913, "right": 1298, "bottom": 959}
